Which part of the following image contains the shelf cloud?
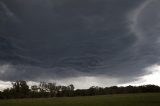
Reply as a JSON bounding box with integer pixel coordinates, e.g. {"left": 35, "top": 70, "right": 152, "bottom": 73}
{"left": 0, "top": 0, "right": 160, "bottom": 88}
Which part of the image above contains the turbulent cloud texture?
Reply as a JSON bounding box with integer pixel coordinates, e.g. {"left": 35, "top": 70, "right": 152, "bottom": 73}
{"left": 0, "top": 0, "right": 160, "bottom": 86}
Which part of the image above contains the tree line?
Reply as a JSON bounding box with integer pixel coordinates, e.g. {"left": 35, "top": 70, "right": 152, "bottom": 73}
{"left": 0, "top": 80, "right": 160, "bottom": 99}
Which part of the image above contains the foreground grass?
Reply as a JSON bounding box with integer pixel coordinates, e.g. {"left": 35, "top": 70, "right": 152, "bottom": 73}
{"left": 0, "top": 93, "right": 160, "bottom": 106}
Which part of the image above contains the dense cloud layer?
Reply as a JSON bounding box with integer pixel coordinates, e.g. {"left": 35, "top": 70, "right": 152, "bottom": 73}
{"left": 0, "top": 0, "right": 160, "bottom": 84}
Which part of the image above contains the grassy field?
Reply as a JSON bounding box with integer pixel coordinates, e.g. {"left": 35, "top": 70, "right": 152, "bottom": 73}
{"left": 0, "top": 93, "right": 160, "bottom": 106}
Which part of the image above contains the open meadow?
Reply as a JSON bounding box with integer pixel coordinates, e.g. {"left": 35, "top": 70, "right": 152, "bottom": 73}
{"left": 0, "top": 93, "right": 160, "bottom": 106}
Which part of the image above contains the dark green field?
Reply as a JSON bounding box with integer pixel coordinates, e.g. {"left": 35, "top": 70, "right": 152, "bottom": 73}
{"left": 0, "top": 93, "right": 160, "bottom": 106}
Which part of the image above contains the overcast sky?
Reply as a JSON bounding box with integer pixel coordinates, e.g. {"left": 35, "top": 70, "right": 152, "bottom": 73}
{"left": 0, "top": 0, "right": 160, "bottom": 89}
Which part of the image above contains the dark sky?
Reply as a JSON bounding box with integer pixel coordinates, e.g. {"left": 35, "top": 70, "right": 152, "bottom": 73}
{"left": 0, "top": 0, "right": 160, "bottom": 88}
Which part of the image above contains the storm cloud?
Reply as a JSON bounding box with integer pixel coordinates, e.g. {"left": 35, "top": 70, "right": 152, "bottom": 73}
{"left": 0, "top": 0, "right": 160, "bottom": 86}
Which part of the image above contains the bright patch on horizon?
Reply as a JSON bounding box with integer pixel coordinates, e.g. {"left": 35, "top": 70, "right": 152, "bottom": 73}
{"left": 119, "top": 64, "right": 160, "bottom": 86}
{"left": 142, "top": 64, "right": 160, "bottom": 85}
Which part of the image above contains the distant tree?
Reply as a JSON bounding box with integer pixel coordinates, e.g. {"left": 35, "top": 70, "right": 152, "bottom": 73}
{"left": 88, "top": 86, "right": 99, "bottom": 96}
{"left": 11, "top": 80, "right": 30, "bottom": 98}
{"left": 39, "top": 82, "right": 47, "bottom": 92}
{"left": 56, "top": 85, "right": 62, "bottom": 97}
{"left": 2, "top": 88, "right": 11, "bottom": 99}
{"left": 1, "top": 80, "right": 160, "bottom": 99}
{"left": 68, "top": 84, "right": 75, "bottom": 91}
{"left": 47, "top": 83, "right": 56, "bottom": 97}
{"left": 0, "top": 91, "right": 2, "bottom": 99}
{"left": 67, "top": 84, "right": 75, "bottom": 96}
{"left": 38, "top": 82, "right": 49, "bottom": 97}
{"left": 31, "top": 85, "right": 39, "bottom": 92}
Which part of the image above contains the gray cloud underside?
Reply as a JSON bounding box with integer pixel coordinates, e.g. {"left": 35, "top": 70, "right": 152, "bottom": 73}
{"left": 0, "top": 0, "right": 159, "bottom": 83}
